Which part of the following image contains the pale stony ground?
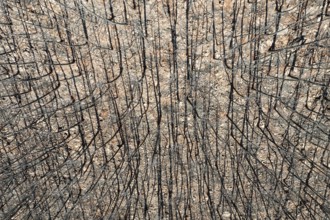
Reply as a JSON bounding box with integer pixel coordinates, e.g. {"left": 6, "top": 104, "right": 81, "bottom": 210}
{"left": 0, "top": 0, "right": 329, "bottom": 219}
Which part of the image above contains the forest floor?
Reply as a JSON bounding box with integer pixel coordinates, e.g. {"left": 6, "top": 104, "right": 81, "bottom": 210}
{"left": 0, "top": 0, "right": 329, "bottom": 219}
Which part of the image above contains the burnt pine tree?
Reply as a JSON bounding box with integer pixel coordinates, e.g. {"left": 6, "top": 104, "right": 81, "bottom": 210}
{"left": 0, "top": 0, "right": 329, "bottom": 219}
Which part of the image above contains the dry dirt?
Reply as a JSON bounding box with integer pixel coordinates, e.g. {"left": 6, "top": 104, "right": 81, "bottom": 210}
{"left": 0, "top": 0, "right": 329, "bottom": 219}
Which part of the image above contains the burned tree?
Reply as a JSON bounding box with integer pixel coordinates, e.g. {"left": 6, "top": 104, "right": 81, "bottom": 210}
{"left": 0, "top": 0, "right": 329, "bottom": 219}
